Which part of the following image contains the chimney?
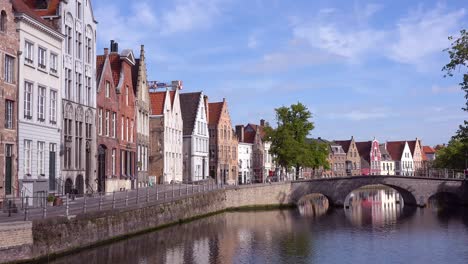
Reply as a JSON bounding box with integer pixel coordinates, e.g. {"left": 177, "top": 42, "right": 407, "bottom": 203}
{"left": 260, "top": 119, "right": 265, "bottom": 127}
{"left": 204, "top": 95, "right": 209, "bottom": 123}
{"left": 222, "top": 98, "right": 226, "bottom": 103}
{"left": 104, "top": 48, "right": 109, "bottom": 56}
{"left": 140, "top": 44, "right": 145, "bottom": 60}
{"left": 110, "top": 40, "right": 118, "bottom": 53}
{"left": 172, "top": 80, "right": 183, "bottom": 90}
{"left": 236, "top": 125, "right": 244, "bottom": 142}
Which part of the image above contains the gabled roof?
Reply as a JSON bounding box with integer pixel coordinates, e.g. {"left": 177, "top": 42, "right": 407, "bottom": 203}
{"left": 108, "top": 53, "right": 122, "bottom": 88}
{"left": 423, "top": 146, "right": 436, "bottom": 154}
{"left": 379, "top": 144, "right": 392, "bottom": 161}
{"left": 208, "top": 102, "right": 223, "bottom": 125}
{"left": 180, "top": 92, "right": 202, "bottom": 135}
{"left": 131, "top": 58, "right": 140, "bottom": 92}
{"left": 355, "top": 141, "right": 372, "bottom": 162}
{"left": 386, "top": 141, "right": 406, "bottom": 161}
{"left": 96, "top": 55, "right": 106, "bottom": 82}
{"left": 149, "top": 92, "right": 166, "bottom": 115}
{"left": 407, "top": 140, "right": 416, "bottom": 155}
{"left": 22, "top": 0, "right": 61, "bottom": 17}
{"left": 12, "top": 0, "right": 57, "bottom": 30}
{"left": 246, "top": 123, "right": 266, "bottom": 138}
{"left": 334, "top": 140, "right": 351, "bottom": 153}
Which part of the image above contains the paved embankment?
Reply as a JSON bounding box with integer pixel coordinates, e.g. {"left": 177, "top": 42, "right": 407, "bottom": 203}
{"left": 0, "top": 183, "right": 292, "bottom": 264}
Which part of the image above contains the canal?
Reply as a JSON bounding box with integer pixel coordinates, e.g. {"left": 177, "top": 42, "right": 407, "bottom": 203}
{"left": 49, "top": 185, "right": 468, "bottom": 264}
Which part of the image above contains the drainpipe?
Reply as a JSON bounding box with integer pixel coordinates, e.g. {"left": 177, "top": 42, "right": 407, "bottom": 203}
{"left": 15, "top": 49, "right": 22, "bottom": 197}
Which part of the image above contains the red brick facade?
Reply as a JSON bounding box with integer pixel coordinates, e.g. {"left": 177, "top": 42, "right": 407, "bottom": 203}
{"left": 0, "top": 0, "right": 19, "bottom": 198}
{"left": 96, "top": 44, "right": 137, "bottom": 192}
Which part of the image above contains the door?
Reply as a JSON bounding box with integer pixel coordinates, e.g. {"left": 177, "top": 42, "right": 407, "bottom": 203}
{"left": 49, "top": 144, "right": 56, "bottom": 192}
{"left": 5, "top": 144, "right": 13, "bottom": 195}
{"left": 97, "top": 146, "right": 106, "bottom": 193}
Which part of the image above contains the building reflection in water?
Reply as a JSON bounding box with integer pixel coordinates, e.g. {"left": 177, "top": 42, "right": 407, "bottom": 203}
{"left": 344, "top": 185, "right": 404, "bottom": 227}
{"left": 297, "top": 193, "right": 330, "bottom": 218}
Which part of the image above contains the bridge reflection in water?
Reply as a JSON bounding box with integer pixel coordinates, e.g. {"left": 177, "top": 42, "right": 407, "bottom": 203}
{"left": 344, "top": 185, "right": 405, "bottom": 227}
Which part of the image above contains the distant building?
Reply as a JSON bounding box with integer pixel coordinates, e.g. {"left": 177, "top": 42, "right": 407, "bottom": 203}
{"left": 208, "top": 98, "right": 238, "bottom": 185}
{"left": 380, "top": 144, "right": 395, "bottom": 175}
{"left": 335, "top": 137, "right": 361, "bottom": 176}
{"left": 236, "top": 125, "right": 253, "bottom": 184}
{"left": 355, "top": 138, "right": 381, "bottom": 175}
{"left": 407, "top": 138, "right": 423, "bottom": 174}
{"left": 149, "top": 83, "right": 183, "bottom": 183}
{"left": 0, "top": 0, "right": 18, "bottom": 199}
{"left": 423, "top": 146, "right": 436, "bottom": 161}
{"left": 386, "top": 141, "right": 414, "bottom": 176}
{"left": 180, "top": 92, "right": 209, "bottom": 183}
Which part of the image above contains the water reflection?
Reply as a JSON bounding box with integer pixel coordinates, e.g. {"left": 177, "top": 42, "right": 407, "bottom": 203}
{"left": 297, "top": 194, "right": 329, "bottom": 218}
{"left": 344, "top": 185, "right": 405, "bottom": 227}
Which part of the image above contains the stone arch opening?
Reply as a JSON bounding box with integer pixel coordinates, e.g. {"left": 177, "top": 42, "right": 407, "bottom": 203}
{"left": 297, "top": 193, "right": 330, "bottom": 217}
{"left": 64, "top": 178, "right": 73, "bottom": 195}
{"left": 344, "top": 184, "right": 417, "bottom": 207}
{"left": 76, "top": 175, "right": 84, "bottom": 195}
{"left": 428, "top": 192, "right": 461, "bottom": 207}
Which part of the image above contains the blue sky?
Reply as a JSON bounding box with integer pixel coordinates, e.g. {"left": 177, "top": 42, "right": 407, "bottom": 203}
{"left": 93, "top": 0, "right": 467, "bottom": 146}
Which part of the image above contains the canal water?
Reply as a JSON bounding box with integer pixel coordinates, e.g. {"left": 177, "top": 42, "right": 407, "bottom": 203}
{"left": 49, "top": 185, "right": 468, "bottom": 264}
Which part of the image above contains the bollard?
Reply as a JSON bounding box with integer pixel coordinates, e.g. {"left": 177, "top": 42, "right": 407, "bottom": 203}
{"left": 164, "top": 190, "right": 167, "bottom": 200}
{"left": 156, "top": 186, "right": 159, "bottom": 201}
{"left": 203, "top": 183, "right": 206, "bottom": 192}
{"left": 192, "top": 182, "right": 194, "bottom": 194}
{"left": 125, "top": 190, "right": 129, "bottom": 207}
{"left": 146, "top": 188, "right": 149, "bottom": 203}
{"left": 137, "top": 188, "right": 140, "bottom": 204}
{"left": 24, "top": 197, "right": 29, "bottom": 221}
{"left": 65, "top": 194, "right": 69, "bottom": 217}
{"left": 83, "top": 195, "right": 87, "bottom": 213}
{"left": 8, "top": 200, "right": 12, "bottom": 217}
{"left": 42, "top": 198, "right": 47, "bottom": 219}
{"left": 99, "top": 194, "right": 103, "bottom": 211}
{"left": 112, "top": 191, "right": 116, "bottom": 209}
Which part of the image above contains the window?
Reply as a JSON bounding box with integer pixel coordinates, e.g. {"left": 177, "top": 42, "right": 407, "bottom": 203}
{"left": 24, "top": 140, "right": 32, "bottom": 175}
{"left": 125, "top": 86, "right": 129, "bottom": 106}
{"left": 24, "top": 81, "right": 33, "bottom": 119}
{"left": 25, "top": 41, "right": 34, "bottom": 64}
{"left": 65, "top": 25, "right": 72, "bottom": 55}
{"left": 86, "top": 76, "right": 91, "bottom": 105}
{"left": 112, "top": 149, "right": 116, "bottom": 176}
{"left": 112, "top": 112, "right": 116, "bottom": 138}
{"left": 50, "top": 90, "right": 57, "bottom": 123}
{"left": 38, "top": 142, "right": 45, "bottom": 176}
{"left": 5, "top": 100, "right": 13, "bottom": 129}
{"left": 98, "top": 108, "right": 102, "bottom": 135}
{"left": 36, "top": 0, "right": 48, "bottom": 9}
{"left": 121, "top": 116, "right": 124, "bottom": 140}
{"left": 126, "top": 118, "right": 129, "bottom": 141}
{"left": 75, "top": 120, "right": 83, "bottom": 169}
{"left": 38, "top": 47, "right": 46, "bottom": 69}
{"left": 65, "top": 68, "right": 72, "bottom": 100}
{"left": 76, "top": 32, "right": 82, "bottom": 59}
{"left": 85, "top": 36, "right": 92, "bottom": 63}
{"left": 4, "top": 55, "right": 14, "bottom": 83}
{"left": 37, "top": 86, "right": 46, "bottom": 121}
{"left": 105, "top": 81, "right": 110, "bottom": 98}
{"left": 130, "top": 120, "right": 134, "bottom": 142}
{"left": 76, "top": 72, "right": 82, "bottom": 103}
{"left": 0, "top": 10, "right": 6, "bottom": 32}
{"left": 64, "top": 115, "right": 72, "bottom": 169}
{"left": 105, "top": 111, "right": 110, "bottom": 136}
{"left": 77, "top": 1, "right": 82, "bottom": 19}
{"left": 50, "top": 53, "right": 58, "bottom": 74}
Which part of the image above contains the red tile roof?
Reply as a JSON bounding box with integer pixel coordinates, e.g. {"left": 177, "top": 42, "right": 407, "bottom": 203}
{"left": 355, "top": 141, "right": 372, "bottom": 162}
{"left": 11, "top": 0, "right": 57, "bottom": 30}
{"left": 407, "top": 140, "right": 416, "bottom": 155}
{"left": 108, "top": 53, "right": 122, "bottom": 88}
{"left": 334, "top": 140, "right": 351, "bottom": 153}
{"left": 23, "top": 0, "right": 61, "bottom": 16}
{"left": 423, "top": 146, "right": 436, "bottom": 154}
{"left": 96, "top": 55, "right": 106, "bottom": 82}
{"left": 208, "top": 102, "right": 223, "bottom": 125}
{"left": 386, "top": 141, "right": 406, "bottom": 161}
{"left": 243, "top": 130, "right": 256, "bottom": 144}
{"left": 149, "top": 92, "right": 166, "bottom": 115}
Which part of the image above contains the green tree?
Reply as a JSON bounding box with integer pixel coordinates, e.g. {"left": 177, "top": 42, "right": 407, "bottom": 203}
{"left": 442, "top": 29, "right": 468, "bottom": 143}
{"left": 265, "top": 103, "right": 329, "bottom": 180}
{"left": 438, "top": 29, "right": 468, "bottom": 169}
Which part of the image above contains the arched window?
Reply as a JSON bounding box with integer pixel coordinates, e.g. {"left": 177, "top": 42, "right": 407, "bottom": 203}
{"left": 0, "top": 10, "right": 7, "bottom": 32}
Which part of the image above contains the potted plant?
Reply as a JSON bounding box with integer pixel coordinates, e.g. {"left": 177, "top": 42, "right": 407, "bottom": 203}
{"left": 46, "top": 194, "right": 55, "bottom": 206}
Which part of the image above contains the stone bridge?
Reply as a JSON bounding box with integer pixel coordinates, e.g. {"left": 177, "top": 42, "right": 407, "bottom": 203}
{"left": 290, "top": 176, "right": 468, "bottom": 207}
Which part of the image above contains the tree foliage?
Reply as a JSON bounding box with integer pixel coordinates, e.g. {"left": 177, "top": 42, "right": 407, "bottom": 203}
{"left": 436, "top": 29, "right": 468, "bottom": 169}
{"left": 442, "top": 29, "right": 468, "bottom": 142}
{"left": 265, "top": 102, "right": 329, "bottom": 179}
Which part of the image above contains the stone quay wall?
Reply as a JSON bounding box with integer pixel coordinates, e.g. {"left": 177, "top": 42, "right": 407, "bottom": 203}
{"left": 0, "top": 183, "right": 293, "bottom": 263}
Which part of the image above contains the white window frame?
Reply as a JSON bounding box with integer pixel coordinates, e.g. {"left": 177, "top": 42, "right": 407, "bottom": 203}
{"left": 25, "top": 41, "right": 34, "bottom": 65}
{"left": 105, "top": 110, "right": 110, "bottom": 137}
{"left": 98, "top": 108, "right": 102, "bottom": 135}
{"left": 105, "top": 81, "right": 110, "bottom": 98}
{"left": 24, "top": 81, "right": 33, "bottom": 119}
{"left": 4, "top": 54, "right": 14, "bottom": 83}
{"left": 50, "top": 52, "right": 58, "bottom": 74}
{"left": 112, "top": 149, "right": 116, "bottom": 176}
{"left": 50, "top": 90, "right": 57, "bottom": 124}
{"left": 38, "top": 141, "right": 45, "bottom": 176}
{"left": 24, "top": 140, "right": 32, "bottom": 175}
{"left": 38, "top": 47, "right": 47, "bottom": 70}
{"left": 5, "top": 100, "right": 14, "bottom": 129}
{"left": 112, "top": 112, "right": 116, "bottom": 138}
{"left": 37, "top": 86, "right": 46, "bottom": 121}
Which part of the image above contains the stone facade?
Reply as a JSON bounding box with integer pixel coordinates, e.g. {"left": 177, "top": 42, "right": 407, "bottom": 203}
{"left": 408, "top": 139, "right": 423, "bottom": 174}
{"left": 133, "top": 46, "right": 150, "bottom": 187}
{"left": 235, "top": 125, "right": 253, "bottom": 184}
{"left": 387, "top": 141, "right": 414, "bottom": 176}
{"left": 355, "top": 139, "right": 381, "bottom": 176}
{"left": 95, "top": 44, "right": 137, "bottom": 193}
{"left": 335, "top": 137, "right": 361, "bottom": 176}
{"left": 208, "top": 99, "right": 238, "bottom": 185}
{"left": 180, "top": 92, "right": 209, "bottom": 183}
{"left": 380, "top": 144, "right": 395, "bottom": 175}
{"left": 149, "top": 85, "right": 183, "bottom": 184}
{"left": 0, "top": 0, "right": 18, "bottom": 200}
{"left": 14, "top": 2, "right": 63, "bottom": 203}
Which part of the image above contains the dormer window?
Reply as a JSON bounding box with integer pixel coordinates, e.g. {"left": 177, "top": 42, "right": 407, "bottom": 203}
{"left": 35, "top": 0, "right": 48, "bottom": 9}
{"left": 0, "top": 10, "right": 6, "bottom": 33}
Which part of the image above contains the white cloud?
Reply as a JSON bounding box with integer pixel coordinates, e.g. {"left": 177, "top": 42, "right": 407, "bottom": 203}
{"left": 160, "top": 0, "right": 225, "bottom": 35}
{"left": 431, "top": 85, "right": 461, "bottom": 94}
{"left": 327, "top": 109, "right": 394, "bottom": 121}
{"left": 248, "top": 35, "right": 258, "bottom": 49}
{"left": 388, "top": 5, "right": 466, "bottom": 66}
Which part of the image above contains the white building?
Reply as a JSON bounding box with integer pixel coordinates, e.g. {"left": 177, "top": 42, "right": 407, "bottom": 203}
{"left": 380, "top": 144, "right": 395, "bottom": 176}
{"left": 15, "top": 5, "right": 63, "bottom": 202}
{"left": 180, "top": 92, "right": 209, "bottom": 182}
{"left": 387, "top": 141, "right": 414, "bottom": 176}
{"left": 149, "top": 84, "right": 183, "bottom": 183}
{"left": 238, "top": 142, "right": 253, "bottom": 184}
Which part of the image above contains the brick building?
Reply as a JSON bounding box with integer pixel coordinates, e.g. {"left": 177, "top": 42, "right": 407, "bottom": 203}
{"left": 133, "top": 46, "right": 150, "bottom": 187}
{"left": 208, "top": 98, "right": 238, "bottom": 185}
{"left": 0, "top": 0, "right": 18, "bottom": 199}
{"left": 335, "top": 137, "right": 361, "bottom": 176}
